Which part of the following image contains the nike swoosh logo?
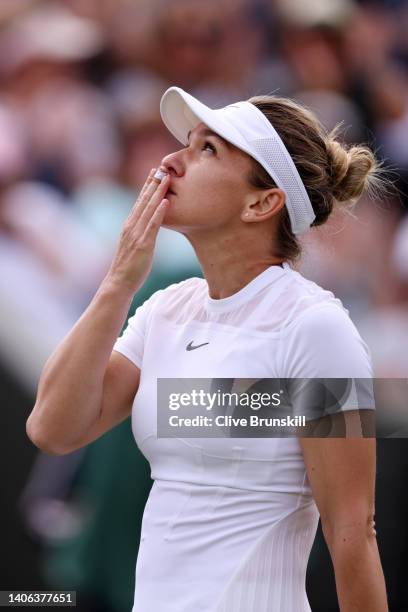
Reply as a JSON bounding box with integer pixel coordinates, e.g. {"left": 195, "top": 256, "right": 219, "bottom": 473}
{"left": 186, "top": 341, "right": 209, "bottom": 351}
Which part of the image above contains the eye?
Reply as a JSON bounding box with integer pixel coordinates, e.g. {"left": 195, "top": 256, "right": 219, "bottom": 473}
{"left": 202, "top": 140, "right": 216, "bottom": 154}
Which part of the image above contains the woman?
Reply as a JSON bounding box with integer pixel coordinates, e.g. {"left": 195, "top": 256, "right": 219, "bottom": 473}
{"left": 27, "top": 87, "right": 389, "bottom": 611}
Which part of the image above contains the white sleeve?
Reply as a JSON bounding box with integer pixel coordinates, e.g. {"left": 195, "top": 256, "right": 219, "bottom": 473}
{"left": 280, "top": 304, "right": 374, "bottom": 418}
{"left": 113, "top": 290, "right": 163, "bottom": 368}
{"left": 281, "top": 304, "right": 373, "bottom": 378}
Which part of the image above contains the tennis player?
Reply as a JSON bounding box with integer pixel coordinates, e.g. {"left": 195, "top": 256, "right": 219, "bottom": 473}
{"left": 27, "top": 87, "right": 389, "bottom": 611}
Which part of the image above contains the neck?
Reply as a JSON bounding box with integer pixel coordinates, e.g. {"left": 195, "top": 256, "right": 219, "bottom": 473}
{"left": 183, "top": 228, "right": 284, "bottom": 300}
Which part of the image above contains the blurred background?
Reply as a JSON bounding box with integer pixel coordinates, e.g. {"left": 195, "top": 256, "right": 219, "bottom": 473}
{"left": 0, "top": 0, "right": 407, "bottom": 610}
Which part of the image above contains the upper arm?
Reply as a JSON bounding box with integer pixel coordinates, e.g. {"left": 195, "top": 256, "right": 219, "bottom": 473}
{"left": 69, "top": 288, "right": 165, "bottom": 453}
{"left": 63, "top": 350, "right": 140, "bottom": 453}
{"left": 300, "top": 433, "right": 377, "bottom": 547}
{"left": 287, "top": 305, "right": 377, "bottom": 547}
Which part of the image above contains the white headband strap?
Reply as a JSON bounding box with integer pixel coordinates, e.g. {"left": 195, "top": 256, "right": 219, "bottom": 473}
{"left": 215, "top": 100, "right": 316, "bottom": 234}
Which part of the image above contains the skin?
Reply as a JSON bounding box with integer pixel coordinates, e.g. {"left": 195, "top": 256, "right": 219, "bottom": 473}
{"left": 300, "top": 415, "right": 388, "bottom": 611}
{"left": 28, "top": 121, "right": 388, "bottom": 611}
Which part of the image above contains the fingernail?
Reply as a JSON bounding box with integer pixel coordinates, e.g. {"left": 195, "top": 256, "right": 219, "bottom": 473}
{"left": 154, "top": 169, "right": 168, "bottom": 181}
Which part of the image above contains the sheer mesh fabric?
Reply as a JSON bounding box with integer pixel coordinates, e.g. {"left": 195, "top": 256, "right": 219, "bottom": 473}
{"left": 251, "top": 138, "right": 314, "bottom": 234}
{"left": 154, "top": 273, "right": 343, "bottom": 333}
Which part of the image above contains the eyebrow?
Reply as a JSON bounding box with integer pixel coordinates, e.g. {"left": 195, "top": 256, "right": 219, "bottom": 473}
{"left": 187, "top": 128, "right": 232, "bottom": 150}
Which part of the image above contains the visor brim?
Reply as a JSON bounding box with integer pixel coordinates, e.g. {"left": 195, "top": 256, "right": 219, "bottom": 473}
{"left": 160, "top": 86, "right": 248, "bottom": 152}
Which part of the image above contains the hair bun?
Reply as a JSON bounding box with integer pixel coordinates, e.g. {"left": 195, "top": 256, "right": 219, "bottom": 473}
{"left": 326, "top": 136, "right": 377, "bottom": 204}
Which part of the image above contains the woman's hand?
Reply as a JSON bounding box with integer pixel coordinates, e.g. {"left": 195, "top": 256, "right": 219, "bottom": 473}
{"left": 106, "top": 167, "right": 170, "bottom": 294}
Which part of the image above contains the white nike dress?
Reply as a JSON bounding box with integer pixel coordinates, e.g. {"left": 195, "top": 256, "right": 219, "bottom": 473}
{"left": 113, "top": 262, "right": 373, "bottom": 612}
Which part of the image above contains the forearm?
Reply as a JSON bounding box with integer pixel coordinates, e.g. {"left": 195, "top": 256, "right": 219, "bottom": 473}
{"left": 27, "top": 276, "right": 134, "bottom": 453}
{"left": 328, "top": 532, "right": 388, "bottom": 611}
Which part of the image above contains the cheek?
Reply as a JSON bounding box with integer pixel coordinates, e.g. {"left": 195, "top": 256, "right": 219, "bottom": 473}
{"left": 187, "top": 181, "right": 235, "bottom": 218}
{"left": 168, "top": 160, "right": 250, "bottom": 223}
{"left": 163, "top": 188, "right": 232, "bottom": 228}
{"left": 187, "top": 165, "right": 238, "bottom": 202}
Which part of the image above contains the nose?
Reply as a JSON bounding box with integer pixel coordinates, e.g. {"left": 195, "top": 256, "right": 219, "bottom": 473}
{"left": 160, "top": 148, "right": 185, "bottom": 178}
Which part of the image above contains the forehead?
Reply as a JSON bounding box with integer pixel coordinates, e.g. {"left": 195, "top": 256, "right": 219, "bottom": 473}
{"left": 187, "top": 122, "right": 229, "bottom": 146}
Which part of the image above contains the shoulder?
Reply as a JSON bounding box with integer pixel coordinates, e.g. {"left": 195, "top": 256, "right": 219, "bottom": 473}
{"left": 138, "top": 276, "right": 205, "bottom": 318}
{"left": 125, "top": 276, "right": 203, "bottom": 333}
{"left": 272, "top": 265, "right": 349, "bottom": 331}
{"left": 282, "top": 266, "right": 355, "bottom": 334}
{"left": 278, "top": 269, "right": 373, "bottom": 378}
{"left": 149, "top": 276, "right": 205, "bottom": 305}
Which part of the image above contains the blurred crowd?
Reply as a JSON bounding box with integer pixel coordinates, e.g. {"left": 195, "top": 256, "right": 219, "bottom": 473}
{"left": 0, "top": 0, "right": 407, "bottom": 386}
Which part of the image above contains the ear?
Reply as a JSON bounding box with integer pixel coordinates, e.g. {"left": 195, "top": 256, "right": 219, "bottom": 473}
{"left": 241, "top": 188, "right": 286, "bottom": 223}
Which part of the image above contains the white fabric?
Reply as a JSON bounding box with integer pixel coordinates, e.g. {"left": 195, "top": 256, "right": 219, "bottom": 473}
{"left": 113, "top": 263, "right": 373, "bottom": 612}
{"left": 160, "top": 86, "right": 316, "bottom": 234}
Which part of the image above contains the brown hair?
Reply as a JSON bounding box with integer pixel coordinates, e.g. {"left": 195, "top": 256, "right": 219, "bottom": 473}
{"left": 247, "top": 95, "right": 386, "bottom": 262}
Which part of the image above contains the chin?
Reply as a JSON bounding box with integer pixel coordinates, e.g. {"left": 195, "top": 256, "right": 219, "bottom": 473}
{"left": 161, "top": 210, "right": 185, "bottom": 231}
{"left": 161, "top": 198, "right": 207, "bottom": 232}
{"left": 162, "top": 218, "right": 189, "bottom": 233}
{"left": 162, "top": 200, "right": 186, "bottom": 226}
{"left": 161, "top": 212, "right": 199, "bottom": 235}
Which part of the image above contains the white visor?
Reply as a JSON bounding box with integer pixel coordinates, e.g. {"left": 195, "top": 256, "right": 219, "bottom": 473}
{"left": 160, "top": 86, "right": 316, "bottom": 235}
